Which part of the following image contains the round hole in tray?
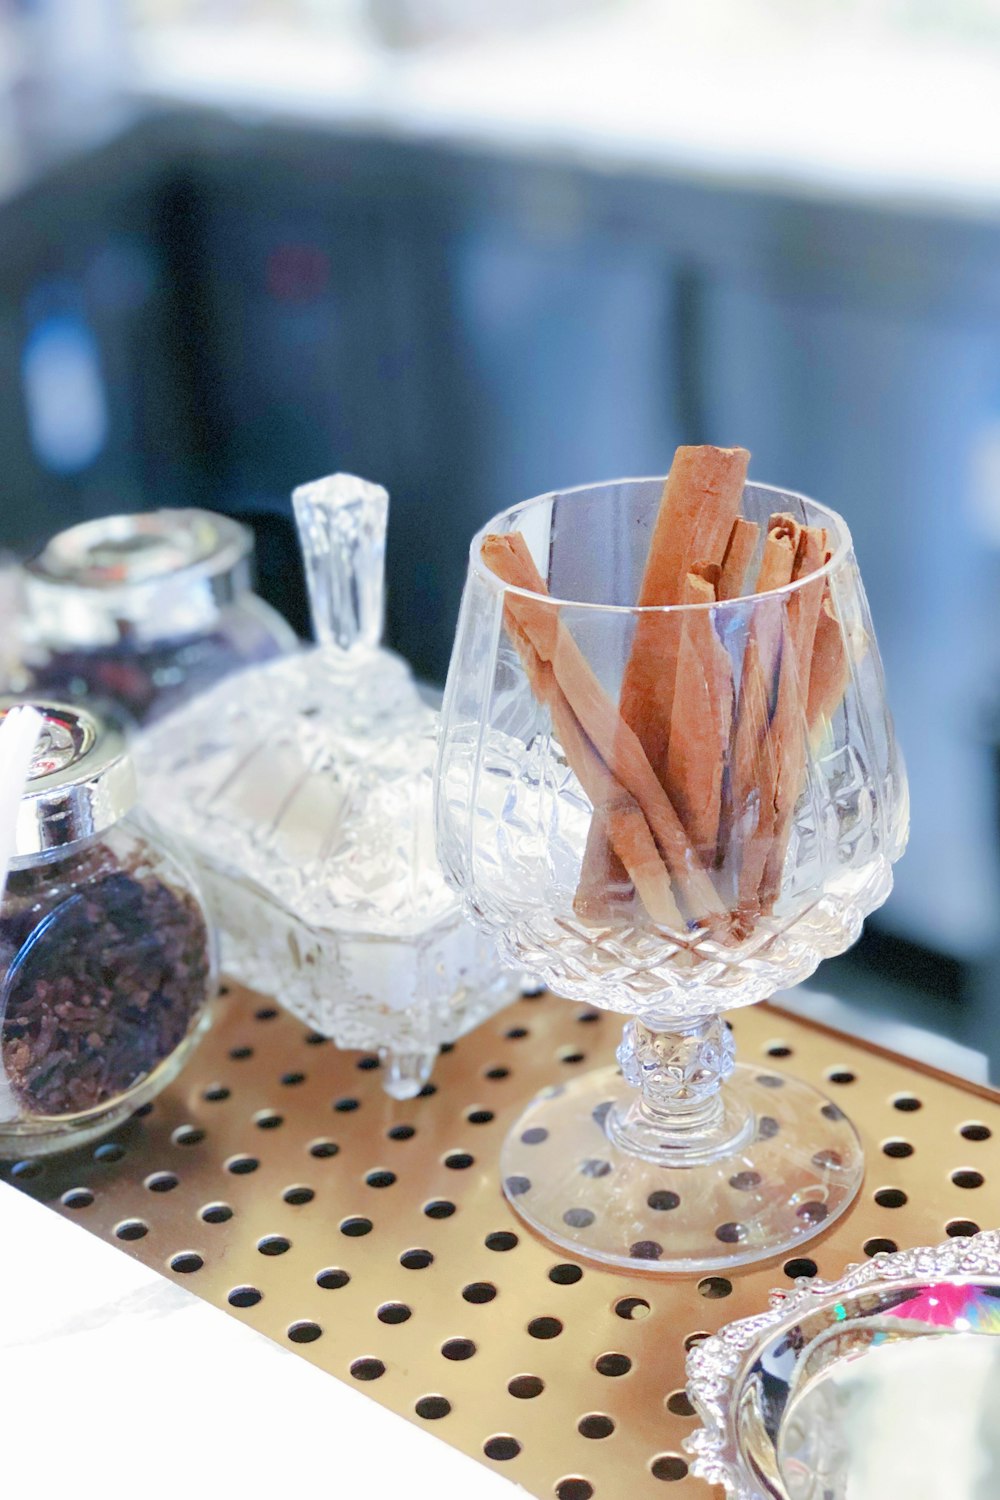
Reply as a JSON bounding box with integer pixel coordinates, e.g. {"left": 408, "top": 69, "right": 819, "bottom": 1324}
{"left": 94, "top": 1141, "right": 126, "bottom": 1163}
{"left": 666, "top": 1389, "right": 694, "bottom": 1417}
{"left": 257, "top": 1235, "right": 291, "bottom": 1257}
{"left": 283, "top": 1185, "right": 315, "bottom": 1206}
{"left": 114, "top": 1219, "right": 148, "bottom": 1241}
{"left": 341, "top": 1217, "right": 373, "bottom": 1238}
{"left": 578, "top": 1414, "right": 614, "bottom": 1440}
{"left": 946, "top": 1219, "right": 981, "bottom": 1238}
{"left": 527, "top": 1316, "right": 562, "bottom": 1340}
{"left": 556, "top": 1481, "right": 593, "bottom": 1500}
{"left": 226, "top": 1156, "right": 259, "bottom": 1176}
{"left": 486, "top": 1231, "right": 518, "bottom": 1252}
{"left": 508, "top": 1374, "right": 544, "bottom": 1399}
{"left": 145, "top": 1171, "right": 178, "bottom": 1193}
{"left": 316, "top": 1268, "right": 351, "bottom": 1289}
{"left": 952, "top": 1169, "right": 985, "bottom": 1189}
{"left": 366, "top": 1170, "right": 396, "bottom": 1189}
{"left": 378, "top": 1302, "right": 412, "bottom": 1325}
{"left": 873, "top": 1187, "right": 907, "bottom": 1208}
{"left": 62, "top": 1188, "right": 94, "bottom": 1209}
{"left": 549, "top": 1263, "right": 583, "bottom": 1285}
{"left": 441, "top": 1338, "right": 475, "bottom": 1361}
{"left": 170, "top": 1252, "right": 203, "bottom": 1274}
{"left": 204, "top": 1085, "right": 230, "bottom": 1102}
{"left": 172, "top": 1126, "right": 204, "bottom": 1146}
{"left": 255, "top": 1112, "right": 284, "bottom": 1131}
{"left": 288, "top": 1321, "right": 323, "bottom": 1344}
{"left": 595, "top": 1352, "right": 631, "bottom": 1377}
{"left": 201, "top": 1202, "right": 233, "bottom": 1224}
{"left": 892, "top": 1094, "right": 922, "bottom": 1112}
{"left": 388, "top": 1124, "right": 416, "bottom": 1140}
{"left": 961, "top": 1123, "right": 992, "bottom": 1142}
{"left": 228, "top": 1286, "right": 262, "bottom": 1309}
{"left": 424, "top": 1200, "right": 456, "bottom": 1220}
{"left": 483, "top": 1436, "right": 521, "bottom": 1462}
{"left": 350, "top": 1355, "right": 384, "bottom": 1379}
{"left": 333, "top": 1097, "right": 360, "bottom": 1113}
{"left": 415, "top": 1396, "right": 450, "bottom": 1420}
{"left": 882, "top": 1139, "right": 914, "bottom": 1159}
{"left": 864, "top": 1237, "right": 898, "bottom": 1256}
{"left": 650, "top": 1453, "right": 688, "bottom": 1481}
{"left": 615, "top": 1297, "right": 650, "bottom": 1321}
{"left": 309, "top": 1139, "right": 339, "bottom": 1158}
{"left": 784, "top": 1258, "right": 818, "bottom": 1279}
{"left": 697, "top": 1276, "right": 732, "bottom": 1299}
{"left": 463, "top": 1282, "right": 497, "bottom": 1304}
{"left": 400, "top": 1248, "right": 433, "bottom": 1269}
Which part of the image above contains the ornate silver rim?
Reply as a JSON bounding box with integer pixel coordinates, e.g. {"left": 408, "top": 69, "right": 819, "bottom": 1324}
{"left": 683, "top": 1229, "right": 1000, "bottom": 1498}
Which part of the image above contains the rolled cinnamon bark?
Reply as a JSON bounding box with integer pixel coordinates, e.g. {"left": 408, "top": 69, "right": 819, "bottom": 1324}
{"left": 756, "top": 524, "right": 829, "bottom": 911}
{"left": 807, "top": 592, "right": 851, "bottom": 735}
{"left": 482, "top": 531, "right": 724, "bottom": 926}
{"left": 664, "top": 568, "right": 734, "bottom": 859}
{"left": 724, "top": 521, "right": 799, "bottom": 909}
{"left": 503, "top": 611, "right": 685, "bottom": 930}
{"left": 576, "top": 445, "right": 749, "bottom": 910}
{"left": 718, "top": 517, "right": 760, "bottom": 601}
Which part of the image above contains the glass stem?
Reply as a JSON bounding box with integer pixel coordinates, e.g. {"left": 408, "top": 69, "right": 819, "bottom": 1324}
{"left": 607, "top": 1014, "right": 753, "bottom": 1166}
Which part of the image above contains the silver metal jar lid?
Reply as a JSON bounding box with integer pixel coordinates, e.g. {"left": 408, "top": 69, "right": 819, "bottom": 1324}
{"left": 0, "top": 699, "right": 137, "bottom": 858}
{"left": 23, "top": 509, "right": 255, "bottom": 650}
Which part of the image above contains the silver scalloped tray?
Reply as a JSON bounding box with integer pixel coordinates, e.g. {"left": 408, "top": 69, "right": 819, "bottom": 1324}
{"left": 685, "top": 1229, "right": 1000, "bottom": 1499}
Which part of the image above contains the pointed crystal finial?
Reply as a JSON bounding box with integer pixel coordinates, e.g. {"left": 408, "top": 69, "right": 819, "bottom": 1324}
{"left": 292, "top": 473, "right": 389, "bottom": 651}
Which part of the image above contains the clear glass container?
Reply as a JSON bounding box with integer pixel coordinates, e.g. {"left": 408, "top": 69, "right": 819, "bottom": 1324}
{"left": 436, "top": 475, "right": 908, "bottom": 1272}
{"left": 137, "top": 474, "right": 520, "bottom": 1100}
{"left": 0, "top": 700, "right": 217, "bottom": 1156}
{"left": 17, "top": 509, "right": 297, "bottom": 726}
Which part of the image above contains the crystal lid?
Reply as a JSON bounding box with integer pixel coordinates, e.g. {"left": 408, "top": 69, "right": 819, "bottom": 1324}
{"left": 0, "top": 699, "right": 137, "bottom": 857}
{"left": 23, "top": 509, "right": 255, "bottom": 649}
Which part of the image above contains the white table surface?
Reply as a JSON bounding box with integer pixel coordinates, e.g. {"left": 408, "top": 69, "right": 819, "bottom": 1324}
{"left": 0, "top": 1186, "right": 516, "bottom": 1500}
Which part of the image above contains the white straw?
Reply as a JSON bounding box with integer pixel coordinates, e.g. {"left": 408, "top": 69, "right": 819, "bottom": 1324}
{"left": 0, "top": 704, "right": 43, "bottom": 908}
{"left": 0, "top": 705, "right": 43, "bottom": 1121}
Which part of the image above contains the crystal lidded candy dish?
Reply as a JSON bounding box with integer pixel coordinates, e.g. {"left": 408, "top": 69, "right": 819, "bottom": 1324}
{"left": 137, "top": 475, "right": 519, "bottom": 1100}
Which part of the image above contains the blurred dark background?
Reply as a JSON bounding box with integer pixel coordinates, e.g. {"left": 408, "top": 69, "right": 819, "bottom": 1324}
{"left": 2, "top": 0, "right": 999, "bottom": 1072}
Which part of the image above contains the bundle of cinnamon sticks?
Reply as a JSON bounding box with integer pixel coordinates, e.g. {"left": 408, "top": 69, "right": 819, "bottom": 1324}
{"left": 483, "top": 446, "right": 852, "bottom": 938}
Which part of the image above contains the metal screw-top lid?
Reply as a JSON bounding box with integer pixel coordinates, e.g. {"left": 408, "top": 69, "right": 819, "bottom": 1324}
{"left": 23, "top": 509, "right": 255, "bottom": 649}
{"left": 0, "top": 699, "right": 137, "bottom": 858}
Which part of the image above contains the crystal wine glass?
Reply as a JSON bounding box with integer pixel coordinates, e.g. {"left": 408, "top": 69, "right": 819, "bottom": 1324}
{"left": 435, "top": 477, "right": 908, "bottom": 1273}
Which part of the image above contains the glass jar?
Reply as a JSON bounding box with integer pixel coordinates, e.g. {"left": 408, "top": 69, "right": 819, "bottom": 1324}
{"left": 18, "top": 509, "right": 297, "bottom": 726}
{"left": 0, "top": 699, "right": 217, "bottom": 1156}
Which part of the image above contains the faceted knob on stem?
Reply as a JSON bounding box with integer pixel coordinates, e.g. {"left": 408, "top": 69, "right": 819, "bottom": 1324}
{"left": 292, "top": 473, "right": 389, "bottom": 652}
{"left": 608, "top": 1013, "right": 750, "bottom": 1164}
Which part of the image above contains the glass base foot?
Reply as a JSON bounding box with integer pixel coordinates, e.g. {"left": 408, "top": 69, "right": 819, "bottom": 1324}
{"left": 500, "top": 1063, "right": 863, "bottom": 1273}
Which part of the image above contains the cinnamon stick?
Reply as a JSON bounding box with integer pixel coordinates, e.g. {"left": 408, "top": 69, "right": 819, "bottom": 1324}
{"left": 718, "top": 517, "right": 760, "bottom": 601}
{"left": 724, "top": 520, "right": 799, "bottom": 909}
{"left": 482, "top": 532, "right": 724, "bottom": 926}
{"left": 756, "top": 524, "right": 829, "bottom": 910}
{"left": 503, "top": 611, "right": 685, "bottom": 930}
{"left": 664, "top": 567, "right": 734, "bottom": 859}
{"left": 807, "top": 592, "right": 851, "bottom": 735}
{"left": 576, "top": 445, "right": 749, "bottom": 908}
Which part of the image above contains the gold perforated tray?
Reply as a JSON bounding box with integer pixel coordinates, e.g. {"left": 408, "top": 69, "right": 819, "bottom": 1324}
{"left": 7, "top": 983, "right": 1000, "bottom": 1499}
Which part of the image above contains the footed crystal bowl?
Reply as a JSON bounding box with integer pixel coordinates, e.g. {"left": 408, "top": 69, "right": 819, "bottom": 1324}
{"left": 139, "top": 475, "right": 519, "bottom": 1098}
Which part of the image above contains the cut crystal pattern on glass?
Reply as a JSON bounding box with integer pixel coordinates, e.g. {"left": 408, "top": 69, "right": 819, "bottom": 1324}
{"left": 436, "top": 476, "right": 908, "bottom": 1269}
{"left": 137, "top": 474, "right": 518, "bottom": 1097}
